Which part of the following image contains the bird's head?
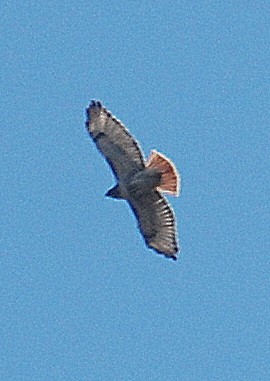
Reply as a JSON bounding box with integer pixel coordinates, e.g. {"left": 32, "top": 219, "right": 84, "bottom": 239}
{"left": 105, "top": 185, "right": 123, "bottom": 199}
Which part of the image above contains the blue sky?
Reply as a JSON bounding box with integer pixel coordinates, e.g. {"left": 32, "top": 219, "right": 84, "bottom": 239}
{"left": 1, "top": 1, "right": 269, "bottom": 380}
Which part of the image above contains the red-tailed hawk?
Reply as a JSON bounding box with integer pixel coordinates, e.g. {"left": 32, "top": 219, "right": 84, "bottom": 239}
{"left": 85, "top": 100, "right": 181, "bottom": 260}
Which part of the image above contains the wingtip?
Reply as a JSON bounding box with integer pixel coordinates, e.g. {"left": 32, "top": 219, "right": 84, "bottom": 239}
{"left": 86, "top": 100, "right": 103, "bottom": 115}
{"left": 164, "top": 253, "right": 178, "bottom": 261}
{"left": 90, "top": 99, "right": 102, "bottom": 108}
{"left": 161, "top": 252, "right": 178, "bottom": 261}
{"left": 148, "top": 241, "right": 179, "bottom": 261}
{"left": 85, "top": 100, "right": 104, "bottom": 130}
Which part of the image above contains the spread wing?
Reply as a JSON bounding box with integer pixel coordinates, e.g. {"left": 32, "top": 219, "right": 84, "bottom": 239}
{"left": 86, "top": 100, "right": 145, "bottom": 180}
{"left": 128, "top": 191, "right": 178, "bottom": 260}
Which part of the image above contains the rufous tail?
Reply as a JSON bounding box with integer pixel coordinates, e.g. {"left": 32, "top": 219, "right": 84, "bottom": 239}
{"left": 146, "top": 150, "right": 180, "bottom": 196}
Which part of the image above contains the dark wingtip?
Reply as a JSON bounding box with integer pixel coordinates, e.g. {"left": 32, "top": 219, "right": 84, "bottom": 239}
{"left": 149, "top": 244, "right": 178, "bottom": 261}
{"left": 86, "top": 100, "right": 103, "bottom": 115}
{"left": 89, "top": 99, "right": 102, "bottom": 109}
{"left": 164, "top": 253, "right": 178, "bottom": 261}
{"left": 85, "top": 100, "right": 103, "bottom": 129}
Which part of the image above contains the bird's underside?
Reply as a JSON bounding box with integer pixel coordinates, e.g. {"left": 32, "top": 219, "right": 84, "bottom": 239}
{"left": 85, "top": 100, "right": 181, "bottom": 261}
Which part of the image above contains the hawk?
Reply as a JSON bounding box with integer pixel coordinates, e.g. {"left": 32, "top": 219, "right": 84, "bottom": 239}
{"left": 85, "top": 100, "right": 181, "bottom": 260}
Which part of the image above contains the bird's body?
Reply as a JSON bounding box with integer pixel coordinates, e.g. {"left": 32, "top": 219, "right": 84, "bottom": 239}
{"left": 85, "top": 100, "right": 181, "bottom": 261}
{"left": 108, "top": 167, "right": 161, "bottom": 199}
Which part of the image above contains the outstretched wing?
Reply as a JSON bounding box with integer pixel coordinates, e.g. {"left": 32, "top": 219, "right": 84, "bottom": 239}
{"left": 128, "top": 191, "right": 178, "bottom": 260}
{"left": 86, "top": 100, "right": 145, "bottom": 180}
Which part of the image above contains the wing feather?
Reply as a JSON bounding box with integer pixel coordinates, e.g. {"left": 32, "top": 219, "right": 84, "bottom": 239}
{"left": 86, "top": 100, "right": 145, "bottom": 179}
{"left": 128, "top": 191, "right": 178, "bottom": 260}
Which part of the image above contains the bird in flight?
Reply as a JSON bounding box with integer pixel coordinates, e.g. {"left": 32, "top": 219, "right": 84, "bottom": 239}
{"left": 85, "top": 100, "right": 181, "bottom": 260}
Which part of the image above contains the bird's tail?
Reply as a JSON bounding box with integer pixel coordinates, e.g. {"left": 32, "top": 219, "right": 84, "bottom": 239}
{"left": 146, "top": 150, "right": 180, "bottom": 196}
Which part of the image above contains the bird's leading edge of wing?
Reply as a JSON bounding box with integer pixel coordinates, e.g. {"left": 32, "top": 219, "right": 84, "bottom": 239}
{"left": 85, "top": 100, "right": 145, "bottom": 180}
